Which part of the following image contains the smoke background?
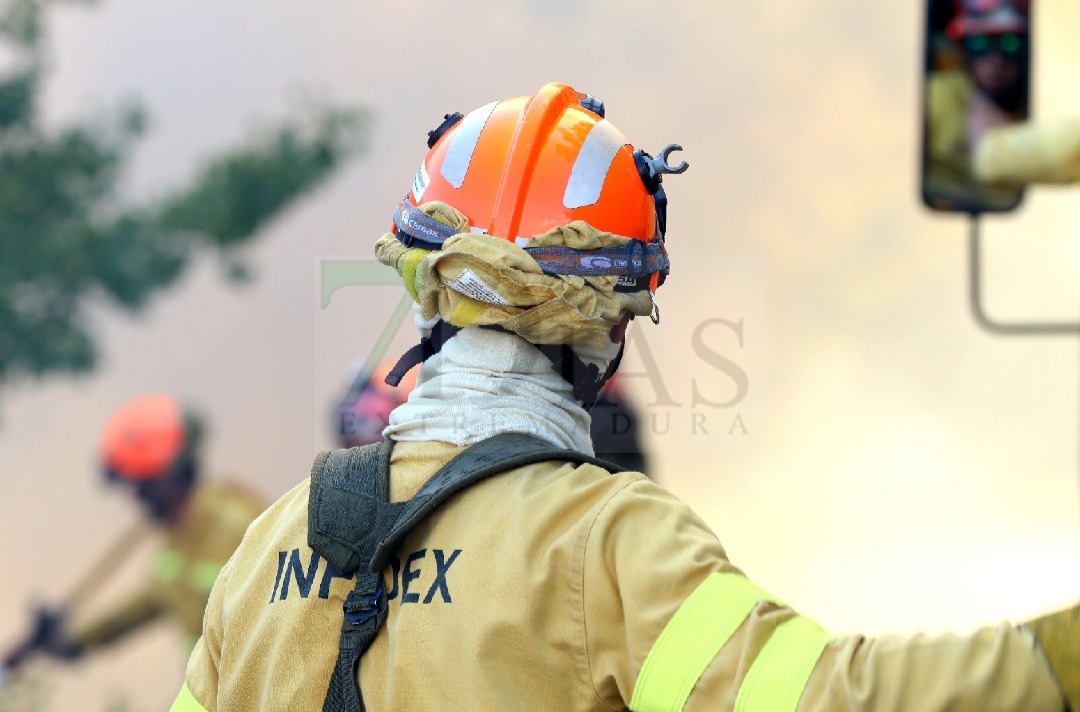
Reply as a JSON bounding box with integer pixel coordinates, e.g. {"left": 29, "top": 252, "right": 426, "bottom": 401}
{"left": 1, "top": 1, "right": 1078, "bottom": 708}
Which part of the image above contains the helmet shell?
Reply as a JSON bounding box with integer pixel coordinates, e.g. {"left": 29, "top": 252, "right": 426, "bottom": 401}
{"left": 99, "top": 395, "right": 187, "bottom": 481}
{"left": 947, "top": 0, "right": 1028, "bottom": 39}
{"left": 407, "top": 83, "right": 657, "bottom": 246}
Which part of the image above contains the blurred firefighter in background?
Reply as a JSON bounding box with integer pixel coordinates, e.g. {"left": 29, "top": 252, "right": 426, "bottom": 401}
{"left": 589, "top": 375, "right": 650, "bottom": 477}
{"left": 924, "top": 0, "right": 1030, "bottom": 208}
{"left": 335, "top": 360, "right": 419, "bottom": 448}
{"left": 2, "top": 395, "right": 265, "bottom": 677}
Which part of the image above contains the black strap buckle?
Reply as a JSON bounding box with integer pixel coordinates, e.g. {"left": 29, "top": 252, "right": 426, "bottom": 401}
{"left": 625, "top": 239, "right": 648, "bottom": 279}
{"left": 343, "top": 582, "right": 384, "bottom": 628}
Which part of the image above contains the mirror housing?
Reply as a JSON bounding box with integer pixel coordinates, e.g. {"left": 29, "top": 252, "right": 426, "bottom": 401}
{"left": 920, "top": 0, "right": 1032, "bottom": 214}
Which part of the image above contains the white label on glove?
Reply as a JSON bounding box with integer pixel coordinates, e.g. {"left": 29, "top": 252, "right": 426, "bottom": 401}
{"left": 412, "top": 160, "right": 430, "bottom": 202}
{"left": 448, "top": 269, "right": 512, "bottom": 306}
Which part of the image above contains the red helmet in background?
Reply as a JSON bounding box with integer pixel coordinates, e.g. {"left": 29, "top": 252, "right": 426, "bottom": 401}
{"left": 394, "top": 82, "right": 684, "bottom": 293}
{"left": 336, "top": 360, "right": 419, "bottom": 448}
{"left": 98, "top": 395, "right": 198, "bottom": 481}
{"left": 947, "top": 0, "right": 1028, "bottom": 39}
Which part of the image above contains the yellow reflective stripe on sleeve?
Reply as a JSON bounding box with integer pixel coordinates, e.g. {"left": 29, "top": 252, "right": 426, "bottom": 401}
{"left": 153, "top": 549, "right": 184, "bottom": 583}
{"left": 189, "top": 561, "right": 224, "bottom": 592}
{"left": 170, "top": 683, "right": 209, "bottom": 712}
{"left": 630, "top": 572, "right": 778, "bottom": 712}
{"left": 733, "top": 615, "right": 830, "bottom": 712}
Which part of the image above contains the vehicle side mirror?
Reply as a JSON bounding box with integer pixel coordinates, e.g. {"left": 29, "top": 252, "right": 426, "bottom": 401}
{"left": 920, "top": 0, "right": 1032, "bottom": 214}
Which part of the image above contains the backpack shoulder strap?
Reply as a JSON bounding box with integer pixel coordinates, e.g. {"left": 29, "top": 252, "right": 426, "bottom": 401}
{"left": 308, "top": 438, "right": 401, "bottom": 576}
{"left": 308, "top": 440, "right": 396, "bottom": 712}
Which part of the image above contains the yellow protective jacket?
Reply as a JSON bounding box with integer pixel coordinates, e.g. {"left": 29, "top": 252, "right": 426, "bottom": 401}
{"left": 174, "top": 441, "right": 1064, "bottom": 711}
{"left": 924, "top": 69, "right": 1023, "bottom": 210}
{"left": 73, "top": 480, "right": 265, "bottom": 650}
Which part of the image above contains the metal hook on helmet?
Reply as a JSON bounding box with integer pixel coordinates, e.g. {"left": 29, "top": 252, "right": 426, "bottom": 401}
{"left": 647, "top": 144, "right": 689, "bottom": 179}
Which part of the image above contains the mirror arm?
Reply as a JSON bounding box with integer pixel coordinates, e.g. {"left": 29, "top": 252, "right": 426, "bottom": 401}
{"left": 967, "top": 213, "right": 1080, "bottom": 336}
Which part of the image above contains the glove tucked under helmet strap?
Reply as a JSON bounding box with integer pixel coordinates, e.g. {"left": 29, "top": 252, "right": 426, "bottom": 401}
{"left": 393, "top": 198, "right": 670, "bottom": 289}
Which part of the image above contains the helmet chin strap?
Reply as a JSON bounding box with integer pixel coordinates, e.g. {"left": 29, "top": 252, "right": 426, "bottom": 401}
{"left": 385, "top": 319, "right": 462, "bottom": 387}
{"left": 385, "top": 320, "right": 623, "bottom": 411}
{"left": 530, "top": 340, "right": 624, "bottom": 411}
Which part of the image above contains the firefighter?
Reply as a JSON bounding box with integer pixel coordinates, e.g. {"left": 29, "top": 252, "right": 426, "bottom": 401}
{"left": 922, "top": 0, "right": 1080, "bottom": 191}
{"left": 335, "top": 359, "right": 419, "bottom": 448}
{"left": 173, "top": 84, "right": 1078, "bottom": 711}
{"left": 590, "top": 375, "right": 650, "bottom": 477}
{"left": 4, "top": 395, "right": 265, "bottom": 672}
{"left": 925, "top": 0, "right": 1031, "bottom": 207}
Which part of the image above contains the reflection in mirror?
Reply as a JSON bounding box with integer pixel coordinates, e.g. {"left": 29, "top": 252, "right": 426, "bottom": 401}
{"left": 921, "top": 0, "right": 1031, "bottom": 213}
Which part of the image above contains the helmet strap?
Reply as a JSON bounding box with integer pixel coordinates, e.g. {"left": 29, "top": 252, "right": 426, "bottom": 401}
{"left": 388, "top": 320, "right": 625, "bottom": 411}
{"left": 385, "top": 319, "right": 462, "bottom": 387}
{"left": 532, "top": 340, "right": 625, "bottom": 411}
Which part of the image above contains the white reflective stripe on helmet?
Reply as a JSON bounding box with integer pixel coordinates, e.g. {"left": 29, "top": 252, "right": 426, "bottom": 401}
{"left": 564, "top": 119, "right": 629, "bottom": 209}
{"left": 630, "top": 572, "right": 777, "bottom": 711}
{"left": 440, "top": 101, "right": 498, "bottom": 189}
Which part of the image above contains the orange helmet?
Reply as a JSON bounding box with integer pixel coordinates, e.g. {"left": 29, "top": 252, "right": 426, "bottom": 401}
{"left": 392, "top": 82, "right": 685, "bottom": 293}
{"left": 98, "top": 395, "right": 196, "bottom": 481}
{"left": 947, "top": 0, "right": 1028, "bottom": 39}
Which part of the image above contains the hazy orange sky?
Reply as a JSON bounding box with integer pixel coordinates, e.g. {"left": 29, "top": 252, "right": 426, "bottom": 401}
{"left": 1, "top": 1, "right": 1079, "bottom": 709}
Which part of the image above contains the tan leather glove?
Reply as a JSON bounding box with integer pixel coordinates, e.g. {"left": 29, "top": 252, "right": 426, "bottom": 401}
{"left": 1027, "top": 605, "right": 1080, "bottom": 711}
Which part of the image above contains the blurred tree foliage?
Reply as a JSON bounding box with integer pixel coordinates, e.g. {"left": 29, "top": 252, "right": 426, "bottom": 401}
{"left": 0, "top": 0, "right": 367, "bottom": 387}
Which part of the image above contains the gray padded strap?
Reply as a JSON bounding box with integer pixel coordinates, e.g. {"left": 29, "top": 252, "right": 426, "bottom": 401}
{"left": 308, "top": 439, "right": 399, "bottom": 575}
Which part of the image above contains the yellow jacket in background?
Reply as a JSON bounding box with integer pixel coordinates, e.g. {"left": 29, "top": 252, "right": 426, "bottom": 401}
{"left": 73, "top": 480, "right": 265, "bottom": 651}
{"left": 174, "top": 442, "right": 1063, "bottom": 711}
{"left": 924, "top": 69, "right": 1024, "bottom": 210}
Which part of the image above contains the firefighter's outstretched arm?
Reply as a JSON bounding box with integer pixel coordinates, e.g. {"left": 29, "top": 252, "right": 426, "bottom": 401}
{"left": 1026, "top": 605, "right": 1080, "bottom": 709}
{"left": 68, "top": 586, "right": 165, "bottom": 652}
{"left": 585, "top": 480, "right": 1074, "bottom": 711}
{"left": 975, "top": 119, "right": 1080, "bottom": 186}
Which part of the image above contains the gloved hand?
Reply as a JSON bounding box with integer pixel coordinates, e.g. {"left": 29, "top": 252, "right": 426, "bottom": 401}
{"left": 974, "top": 119, "right": 1080, "bottom": 187}
{"left": 3, "top": 606, "right": 84, "bottom": 668}
{"left": 1026, "top": 604, "right": 1080, "bottom": 711}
